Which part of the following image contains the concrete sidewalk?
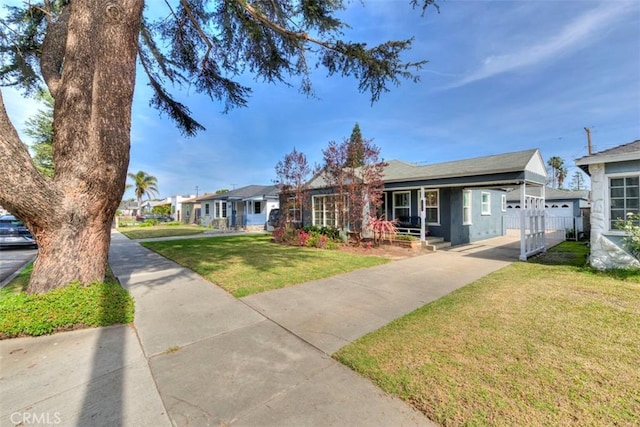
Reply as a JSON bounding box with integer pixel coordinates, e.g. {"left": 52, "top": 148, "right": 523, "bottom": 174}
{"left": 1, "top": 231, "right": 519, "bottom": 426}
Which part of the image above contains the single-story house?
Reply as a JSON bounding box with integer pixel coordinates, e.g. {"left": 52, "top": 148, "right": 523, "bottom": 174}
{"left": 575, "top": 140, "right": 640, "bottom": 269}
{"left": 199, "top": 185, "right": 280, "bottom": 231}
{"left": 118, "top": 200, "right": 139, "bottom": 217}
{"left": 303, "top": 148, "right": 548, "bottom": 259}
{"left": 179, "top": 193, "right": 216, "bottom": 224}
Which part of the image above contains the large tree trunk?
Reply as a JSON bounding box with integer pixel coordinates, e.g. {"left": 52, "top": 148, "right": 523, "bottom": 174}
{"left": 0, "top": 0, "right": 143, "bottom": 294}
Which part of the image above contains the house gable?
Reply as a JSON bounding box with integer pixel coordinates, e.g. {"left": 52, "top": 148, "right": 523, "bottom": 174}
{"left": 575, "top": 140, "right": 640, "bottom": 269}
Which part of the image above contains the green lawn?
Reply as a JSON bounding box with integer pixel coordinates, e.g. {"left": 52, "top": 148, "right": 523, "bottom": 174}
{"left": 118, "top": 224, "right": 206, "bottom": 239}
{"left": 142, "top": 234, "right": 390, "bottom": 297}
{"left": 335, "top": 242, "right": 640, "bottom": 426}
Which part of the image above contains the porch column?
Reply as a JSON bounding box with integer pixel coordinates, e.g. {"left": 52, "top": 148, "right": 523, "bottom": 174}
{"left": 420, "top": 187, "right": 426, "bottom": 242}
{"left": 519, "top": 182, "right": 527, "bottom": 261}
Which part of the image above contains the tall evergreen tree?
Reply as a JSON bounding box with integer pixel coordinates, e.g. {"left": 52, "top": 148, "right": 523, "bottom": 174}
{"left": 346, "top": 123, "right": 365, "bottom": 168}
{"left": 0, "top": 1, "right": 437, "bottom": 293}
{"left": 570, "top": 171, "right": 586, "bottom": 190}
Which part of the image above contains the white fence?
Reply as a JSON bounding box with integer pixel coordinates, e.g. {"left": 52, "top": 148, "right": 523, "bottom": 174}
{"left": 505, "top": 214, "right": 584, "bottom": 240}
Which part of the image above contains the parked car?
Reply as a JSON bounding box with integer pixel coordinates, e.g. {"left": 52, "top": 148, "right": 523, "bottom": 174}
{"left": 266, "top": 209, "right": 282, "bottom": 231}
{"left": 136, "top": 214, "right": 172, "bottom": 222}
{"left": 0, "top": 215, "right": 37, "bottom": 248}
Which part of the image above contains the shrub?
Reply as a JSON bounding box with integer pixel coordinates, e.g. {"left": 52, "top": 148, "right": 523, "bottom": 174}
{"left": 297, "top": 230, "right": 310, "bottom": 246}
{"left": 370, "top": 217, "right": 398, "bottom": 245}
{"left": 274, "top": 226, "right": 338, "bottom": 250}
{"left": 616, "top": 213, "right": 640, "bottom": 259}
{"left": 302, "top": 225, "right": 340, "bottom": 240}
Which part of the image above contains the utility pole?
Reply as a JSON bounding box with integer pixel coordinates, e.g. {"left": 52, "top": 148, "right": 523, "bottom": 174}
{"left": 195, "top": 186, "right": 199, "bottom": 197}
{"left": 584, "top": 127, "right": 592, "bottom": 155}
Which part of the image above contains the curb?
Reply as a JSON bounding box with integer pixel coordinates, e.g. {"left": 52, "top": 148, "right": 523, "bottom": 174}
{"left": 0, "top": 254, "right": 38, "bottom": 289}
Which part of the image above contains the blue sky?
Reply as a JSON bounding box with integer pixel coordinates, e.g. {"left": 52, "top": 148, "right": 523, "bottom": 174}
{"left": 3, "top": 0, "right": 639, "bottom": 199}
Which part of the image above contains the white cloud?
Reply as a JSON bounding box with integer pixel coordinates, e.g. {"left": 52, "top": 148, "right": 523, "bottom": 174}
{"left": 448, "top": 1, "right": 636, "bottom": 88}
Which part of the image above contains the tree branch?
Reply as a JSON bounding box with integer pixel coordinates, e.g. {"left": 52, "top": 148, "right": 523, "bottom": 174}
{"left": 40, "top": 4, "right": 70, "bottom": 97}
{"left": 0, "top": 89, "right": 58, "bottom": 224}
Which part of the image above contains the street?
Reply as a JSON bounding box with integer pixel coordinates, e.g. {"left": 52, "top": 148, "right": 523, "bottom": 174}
{"left": 0, "top": 247, "right": 37, "bottom": 287}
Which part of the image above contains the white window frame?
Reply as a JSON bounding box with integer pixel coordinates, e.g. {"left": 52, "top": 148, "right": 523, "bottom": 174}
{"left": 425, "top": 189, "right": 440, "bottom": 225}
{"left": 463, "top": 190, "right": 472, "bottom": 225}
{"left": 205, "top": 203, "right": 210, "bottom": 216}
{"left": 481, "top": 192, "right": 491, "bottom": 215}
{"left": 501, "top": 194, "right": 507, "bottom": 212}
{"left": 607, "top": 173, "right": 640, "bottom": 233}
{"left": 312, "top": 194, "right": 347, "bottom": 228}
{"left": 392, "top": 191, "right": 411, "bottom": 220}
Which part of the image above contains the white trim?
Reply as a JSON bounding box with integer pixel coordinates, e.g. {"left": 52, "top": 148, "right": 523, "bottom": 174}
{"left": 425, "top": 189, "right": 440, "bottom": 226}
{"left": 606, "top": 172, "right": 640, "bottom": 234}
{"left": 463, "top": 190, "right": 472, "bottom": 225}
{"left": 576, "top": 151, "right": 640, "bottom": 166}
{"left": 392, "top": 191, "right": 411, "bottom": 220}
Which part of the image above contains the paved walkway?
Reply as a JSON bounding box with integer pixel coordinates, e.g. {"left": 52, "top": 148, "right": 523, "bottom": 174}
{"left": 0, "top": 231, "right": 526, "bottom": 426}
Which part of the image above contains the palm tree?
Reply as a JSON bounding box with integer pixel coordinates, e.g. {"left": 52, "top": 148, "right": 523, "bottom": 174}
{"left": 547, "top": 156, "right": 564, "bottom": 188}
{"left": 557, "top": 167, "right": 568, "bottom": 189}
{"left": 127, "top": 171, "right": 159, "bottom": 214}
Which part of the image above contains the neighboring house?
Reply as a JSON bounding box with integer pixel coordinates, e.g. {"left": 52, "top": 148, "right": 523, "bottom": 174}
{"left": 200, "top": 185, "right": 280, "bottom": 231}
{"left": 506, "top": 187, "right": 590, "bottom": 236}
{"left": 118, "top": 200, "right": 139, "bottom": 217}
{"left": 179, "top": 194, "right": 212, "bottom": 224}
{"left": 576, "top": 140, "right": 640, "bottom": 269}
{"left": 162, "top": 195, "right": 196, "bottom": 222}
{"left": 303, "top": 148, "right": 548, "bottom": 259}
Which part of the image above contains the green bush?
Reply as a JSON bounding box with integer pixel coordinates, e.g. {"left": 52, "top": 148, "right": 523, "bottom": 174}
{"left": 302, "top": 225, "right": 340, "bottom": 240}
{"left": 616, "top": 213, "right": 640, "bottom": 260}
{"left": 0, "top": 282, "right": 135, "bottom": 338}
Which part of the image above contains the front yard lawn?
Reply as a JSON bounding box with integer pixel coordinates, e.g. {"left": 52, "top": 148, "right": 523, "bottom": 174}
{"left": 142, "top": 234, "right": 390, "bottom": 297}
{"left": 335, "top": 242, "right": 640, "bottom": 426}
{"left": 118, "top": 224, "right": 206, "bottom": 240}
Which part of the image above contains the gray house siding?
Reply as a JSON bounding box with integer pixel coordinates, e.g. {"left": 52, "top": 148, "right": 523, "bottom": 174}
{"left": 380, "top": 187, "right": 505, "bottom": 245}
{"left": 449, "top": 188, "right": 505, "bottom": 246}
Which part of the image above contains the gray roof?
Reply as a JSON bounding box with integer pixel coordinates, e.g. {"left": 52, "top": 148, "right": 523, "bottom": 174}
{"left": 199, "top": 185, "right": 279, "bottom": 201}
{"left": 576, "top": 140, "right": 640, "bottom": 173}
{"left": 506, "top": 187, "right": 589, "bottom": 202}
{"left": 308, "top": 148, "right": 545, "bottom": 188}
{"left": 383, "top": 149, "right": 541, "bottom": 182}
